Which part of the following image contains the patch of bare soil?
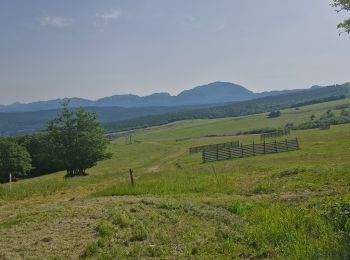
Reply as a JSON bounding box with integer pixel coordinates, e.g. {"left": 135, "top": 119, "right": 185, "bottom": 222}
{"left": 146, "top": 165, "right": 160, "bottom": 173}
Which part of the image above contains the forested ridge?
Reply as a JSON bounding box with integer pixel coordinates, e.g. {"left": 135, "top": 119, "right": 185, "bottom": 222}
{"left": 104, "top": 83, "right": 350, "bottom": 132}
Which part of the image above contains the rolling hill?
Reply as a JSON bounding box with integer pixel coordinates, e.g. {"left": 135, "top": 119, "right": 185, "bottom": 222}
{"left": 1, "top": 97, "right": 350, "bottom": 258}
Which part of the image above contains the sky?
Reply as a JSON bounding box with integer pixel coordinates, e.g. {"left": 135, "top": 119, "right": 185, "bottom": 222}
{"left": 0, "top": 0, "right": 349, "bottom": 105}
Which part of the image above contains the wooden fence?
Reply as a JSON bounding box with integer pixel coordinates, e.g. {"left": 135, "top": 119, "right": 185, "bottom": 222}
{"left": 189, "top": 141, "right": 240, "bottom": 154}
{"left": 202, "top": 138, "right": 299, "bottom": 163}
{"left": 260, "top": 128, "right": 291, "bottom": 140}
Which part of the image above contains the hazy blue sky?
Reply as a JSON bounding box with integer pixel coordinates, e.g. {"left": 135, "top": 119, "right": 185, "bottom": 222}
{"left": 0, "top": 0, "right": 349, "bottom": 104}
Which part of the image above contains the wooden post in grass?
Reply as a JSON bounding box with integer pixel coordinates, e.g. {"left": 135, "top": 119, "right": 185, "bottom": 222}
{"left": 253, "top": 141, "right": 255, "bottom": 155}
{"left": 274, "top": 140, "right": 278, "bottom": 152}
{"left": 296, "top": 138, "right": 300, "bottom": 150}
{"left": 129, "top": 169, "right": 135, "bottom": 187}
{"left": 285, "top": 139, "right": 289, "bottom": 151}
{"left": 263, "top": 141, "right": 266, "bottom": 154}
{"left": 9, "top": 173, "right": 11, "bottom": 191}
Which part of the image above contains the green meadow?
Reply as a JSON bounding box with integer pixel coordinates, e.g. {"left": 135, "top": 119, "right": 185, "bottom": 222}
{"left": 1, "top": 98, "right": 350, "bottom": 259}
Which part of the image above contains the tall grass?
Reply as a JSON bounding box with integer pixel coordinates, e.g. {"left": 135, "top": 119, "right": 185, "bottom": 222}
{"left": 95, "top": 169, "right": 233, "bottom": 197}
{"left": 0, "top": 179, "right": 68, "bottom": 201}
{"left": 226, "top": 202, "right": 349, "bottom": 259}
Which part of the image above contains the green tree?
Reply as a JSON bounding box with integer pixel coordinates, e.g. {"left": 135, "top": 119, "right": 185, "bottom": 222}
{"left": 341, "top": 109, "right": 350, "bottom": 116}
{"left": 0, "top": 138, "right": 32, "bottom": 182}
{"left": 310, "top": 114, "right": 316, "bottom": 121}
{"left": 16, "top": 134, "right": 64, "bottom": 176}
{"left": 47, "top": 103, "right": 111, "bottom": 178}
{"left": 332, "top": 0, "right": 350, "bottom": 33}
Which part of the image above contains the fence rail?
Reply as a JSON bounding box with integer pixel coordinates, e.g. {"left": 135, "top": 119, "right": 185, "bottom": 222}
{"left": 189, "top": 141, "right": 239, "bottom": 154}
{"left": 202, "top": 138, "right": 299, "bottom": 163}
{"left": 260, "top": 128, "right": 291, "bottom": 140}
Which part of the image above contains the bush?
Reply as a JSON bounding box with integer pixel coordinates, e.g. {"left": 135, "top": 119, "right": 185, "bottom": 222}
{"left": 267, "top": 111, "right": 281, "bottom": 118}
{"left": 0, "top": 138, "right": 32, "bottom": 182}
{"left": 236, "top": 128, "right": 280, "bottom": 135}
{"left": 294, "top": 115, "right": 350, "bottom": 130}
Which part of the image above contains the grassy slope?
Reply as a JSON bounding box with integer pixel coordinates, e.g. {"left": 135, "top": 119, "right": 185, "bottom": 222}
{"left": 0, "top": 99, "right": 350, "bottom": 259}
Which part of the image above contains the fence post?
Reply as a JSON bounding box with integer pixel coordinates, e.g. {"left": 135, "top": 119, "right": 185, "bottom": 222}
{"left": 129, "top": 169, "right": 135, "bottom": 187}
{"left": 253, "top": 141, "right": 255, "bottom": 155}
{"left": 274, "top": 140, "right": 278, "bottom": 152}
{"left": 285, "top": 139, "right": 289, "bottom": 151}
{"left": 9, "top": 173, "right": 12, "bottom": 192}
{"left": 216, "top": 146, "right": 219, "bottom": 161}
{"left": 296, "top": 138, "right": 300, "bottom": 150}
{"left": 202, "top": 151, "right": 206, "bottom": 163}
{"left": 263, "top": 141, "right": 266, "bottom": 154}
{"left": 241, "top": 144, "right": 244, "bottom": 157}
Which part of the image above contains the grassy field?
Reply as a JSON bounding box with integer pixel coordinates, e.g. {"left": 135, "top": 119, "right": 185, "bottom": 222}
{"left": 1, "top": 99, "right": 350, "bottom": 259}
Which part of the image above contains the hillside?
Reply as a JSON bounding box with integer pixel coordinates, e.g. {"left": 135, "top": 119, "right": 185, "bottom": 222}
{"left": 1, "top": 83, "right": 348, "bottom": 136}
{"left": 0, "top": 104, "right": 212, "bottom": 136}
{"left": 105, "top": 83, "right": 350, "bottom": 132}
{"left": 1, "top": 98, "right": 350, "bottom": 258}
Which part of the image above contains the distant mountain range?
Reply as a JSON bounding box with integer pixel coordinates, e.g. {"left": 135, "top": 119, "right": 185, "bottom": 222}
{"left": 1, "top": 81, "right": 346, "bottom": 136}
{"left": 0, "top": 82, "right": 302, "bottom": 112}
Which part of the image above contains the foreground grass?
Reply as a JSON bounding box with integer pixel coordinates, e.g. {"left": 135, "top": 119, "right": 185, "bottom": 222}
{"left": 1, "top": 99, "right": 350, "bottom": 259}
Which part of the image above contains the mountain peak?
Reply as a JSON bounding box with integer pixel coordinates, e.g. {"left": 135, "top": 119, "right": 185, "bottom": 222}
{"left": 177, "top": 81, "right": 255, "bottom": 104}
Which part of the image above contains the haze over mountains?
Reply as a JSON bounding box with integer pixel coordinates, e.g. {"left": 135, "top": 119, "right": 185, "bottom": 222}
{"left": 0, "top": 82, "right": 301, "bottom": 112}
{"left": 1, "top": 81, "right": 346, "bottom": 136}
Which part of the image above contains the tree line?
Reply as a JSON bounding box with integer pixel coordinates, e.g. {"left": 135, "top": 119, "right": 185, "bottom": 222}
{"left": 0, "top": 103, "right": 111, "bottom": 182}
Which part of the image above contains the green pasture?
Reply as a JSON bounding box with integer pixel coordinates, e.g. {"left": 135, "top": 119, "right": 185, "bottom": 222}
{"left": 0, "top": 98, "right": 350, "bottom": 259}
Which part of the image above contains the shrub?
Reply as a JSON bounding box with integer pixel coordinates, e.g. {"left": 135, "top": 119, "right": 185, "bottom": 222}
{"left": 267, "top": 111, "right": 281, "bottom": 118}
{"left": 97, "top": 221, "right": 114, "bottom": 237}
{"left": 236, "top": 128, "right": 279, "bottom": 135}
